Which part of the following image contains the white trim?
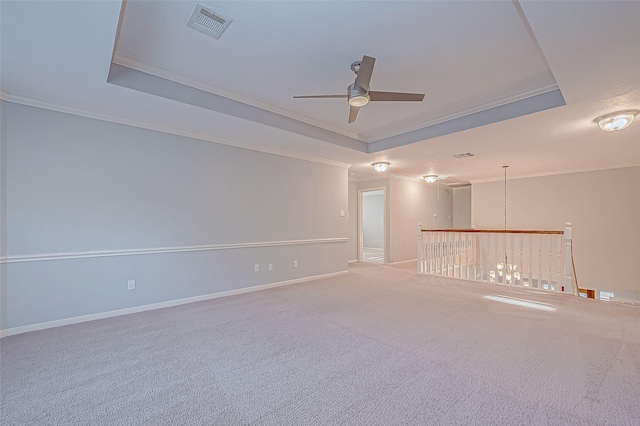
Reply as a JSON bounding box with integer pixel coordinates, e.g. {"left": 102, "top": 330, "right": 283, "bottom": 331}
{"left": 0, "top": 270, "right": 349, "bottom": 338}
{"left": 469, "top": 163, "right": 640, "bottom": 185}
{"left": 112, "top": 54, "right": 365, "bottom": 142}
{"left": 0, "top": 238, "right": 348, "bottom": 264}
{"left": 348, "top": 259, "right": 358, "bottom": 263}
{"left": 358, "top": 187, "right": 386, "bottom": 264}
{"left": 390, "top": 173, "right": 424, "bottom": 183}
{"left": 387, "top": 258, "right": 418, "bottom": 265}
{"left": 0, "top": 92, "right": 351, "bottom": 170}
{"left": 369, "top": 83, "right": 560, "bottom": 142}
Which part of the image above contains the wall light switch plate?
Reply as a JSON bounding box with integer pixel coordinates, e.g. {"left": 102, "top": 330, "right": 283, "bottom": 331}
{"left": 340, "top": 210, "right": 345, "bottom": 217}
{"left": 254, "top": 264, "right": 259, "bottom": 272}
{"left": 127, "top": 280, "right": 136, "bottom": 290}
{"left": 293, "top": 260, "right": 298, "bottom": 268}
{"left": 268, "top": 264, "right": 273, "bottom": 271}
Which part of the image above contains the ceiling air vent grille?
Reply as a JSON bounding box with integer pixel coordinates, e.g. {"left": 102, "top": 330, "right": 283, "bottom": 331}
{"left": 453, "top": 152, "right": 475, "bottom": 159}
{"left": 187, "top": 4, "right": 232, "bottom": 39}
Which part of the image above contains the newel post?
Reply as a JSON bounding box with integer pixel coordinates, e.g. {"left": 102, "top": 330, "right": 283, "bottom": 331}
{"left": 563, "top": 222, "right": 577, "bottom": 295}
{"left": 417, "top": 223, "right": 424, "bottom": 273}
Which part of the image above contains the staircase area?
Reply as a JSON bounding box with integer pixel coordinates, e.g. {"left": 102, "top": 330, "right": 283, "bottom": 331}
{"left": 417, "top": 223, "right": 577, "bottom": 295}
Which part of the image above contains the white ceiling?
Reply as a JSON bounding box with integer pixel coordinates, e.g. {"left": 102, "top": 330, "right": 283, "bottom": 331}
{"left": 1, "top": 1, "right": 639, "bottom": 184}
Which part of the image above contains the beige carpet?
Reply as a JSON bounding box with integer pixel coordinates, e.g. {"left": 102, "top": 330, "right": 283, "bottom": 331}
{"left": 1, "top": 262, "right": 639, "bottom": 425}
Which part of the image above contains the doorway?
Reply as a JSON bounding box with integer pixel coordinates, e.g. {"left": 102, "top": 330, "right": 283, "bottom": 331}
{"left": 359, "top": 188, "right": 385, "bottom": 264}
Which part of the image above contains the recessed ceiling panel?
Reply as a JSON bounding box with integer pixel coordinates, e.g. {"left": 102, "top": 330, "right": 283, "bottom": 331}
{"left": 113, "top": 1, "right": 561, "bottom": 146}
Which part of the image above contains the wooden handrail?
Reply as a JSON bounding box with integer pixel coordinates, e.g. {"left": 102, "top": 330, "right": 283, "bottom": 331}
{"left": 421, "top": 228, "right": 563, "bottom": 235}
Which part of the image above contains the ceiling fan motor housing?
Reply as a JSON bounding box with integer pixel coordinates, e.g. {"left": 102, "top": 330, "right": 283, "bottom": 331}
{"left": 347, "top": 83, "right": 370, "bottom": 106}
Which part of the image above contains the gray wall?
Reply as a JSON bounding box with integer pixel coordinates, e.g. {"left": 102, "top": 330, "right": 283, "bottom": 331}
{"left": 349, "top": 177, "right": 454, "bottom": 264}
{"left": 389, "top": 178, "right": 453, "bottom": 263}
{"left": 453, "top": 186, "right": 472, "bottom": 228}
{"left": 362, "top": 191, "right": 384, "bottom": 249}
{"left": 0, "top": 102, "right": 349, "bottom": 330}
{"left": 472, "top": 167, "right": 640, "bottom": 301}
{"left": 357, "top": 178, "right": 390, "bottom": 262}
{"left": 347, "top": 180, "right": 358, "bottom": 261}
{"left": 0, "top": 102, "right": 7, "bottom": 329}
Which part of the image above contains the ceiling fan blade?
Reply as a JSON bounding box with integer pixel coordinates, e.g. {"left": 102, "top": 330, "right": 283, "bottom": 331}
{"left": 369, "top": 91, "right": 425, "bottom": 102}
{"left": 348, "top": 105, "right": 360, "bottom": 123}
{"left": 354, "top": 55, "right": 375, "bottom": 90}
{"left": 293, "top": 94, "right": 347, "bottom": 99}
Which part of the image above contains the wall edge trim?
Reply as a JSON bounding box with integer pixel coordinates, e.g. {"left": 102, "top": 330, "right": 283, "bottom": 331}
{"left": 0, "top": 270, "right": 349, "bottom": 337}
{"left": 0, "top": 238, "right": 348, "bottom": 264}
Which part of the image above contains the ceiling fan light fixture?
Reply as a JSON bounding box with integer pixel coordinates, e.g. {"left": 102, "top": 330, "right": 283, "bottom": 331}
{"left": 348, "top": 95, "right": 370, "bottom": 107}
{"left": 594, "top": 110, "right": 638, "bottom": 132}
{"left": 424, "top": 175, "right": 438, "bottom": 183}
{"left": 372, "top": 162, "right": 390, "bottom": 172}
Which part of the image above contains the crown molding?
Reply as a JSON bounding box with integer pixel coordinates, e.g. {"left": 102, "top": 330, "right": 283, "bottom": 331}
{"left": 0, "top": 237, "right": 348, "bottom": 264}
{"left": 369, "top": 83, "right": 560, "bottom": 143}
{"left": 0, "top": 91, "right": 351, "bottom": 169}
{"left": 390, "top": 173, "right": 425, "bottom": 183}
{"left": 469, "top": 163, "right": 640, "bottom": 185}
{"left": 112, "top": 53, "right": 366, "bottom": 142}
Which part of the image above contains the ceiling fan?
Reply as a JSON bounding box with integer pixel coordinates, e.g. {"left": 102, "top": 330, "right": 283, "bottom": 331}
{"left": 293, "top": 55, "right": 425, "bottom": 123}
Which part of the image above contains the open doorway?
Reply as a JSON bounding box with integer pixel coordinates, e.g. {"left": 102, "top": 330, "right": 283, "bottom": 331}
{"left": 359, "top": 188, "right": 385, "bottom": 264}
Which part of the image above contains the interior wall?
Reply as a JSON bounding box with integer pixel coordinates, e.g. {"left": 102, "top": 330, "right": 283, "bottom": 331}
{"left": 472, "top": 167, "right": 640, "bottom": 301}
{"left": 347, "top": 180, "right": 358, "bottom": 261}
{"left": 0, "top": 101, "right": 7, "bottom": 328}
{"left": 362, "top": 191, "right": 384, "bottom": 249}
{"left": 357, "top": 178, "right": 390, "bottom": 262}
{"left": 0, "top": 102, "right": 349, "bottom": 331}
{"left": 389, "top": 178, "right": 454, "bottom": 263}
{"left": 453, "top": 186, "right": 472, "bottom": 228}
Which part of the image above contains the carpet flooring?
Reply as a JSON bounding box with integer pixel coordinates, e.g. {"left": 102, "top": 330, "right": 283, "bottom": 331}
{"left": 1, "top": 262, "right": 639, "bottom": 425}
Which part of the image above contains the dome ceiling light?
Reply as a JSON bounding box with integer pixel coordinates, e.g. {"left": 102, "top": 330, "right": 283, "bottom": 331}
{"left": 372, "top": 162, "right": 390, "bottom": 172}
{"left": 594, "top": 110, "right": 638, "bottom": 132}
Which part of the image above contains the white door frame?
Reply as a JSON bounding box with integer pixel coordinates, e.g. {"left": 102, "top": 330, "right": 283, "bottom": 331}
{"left": 358, "top": 187, "right": 386, "bottom": 263}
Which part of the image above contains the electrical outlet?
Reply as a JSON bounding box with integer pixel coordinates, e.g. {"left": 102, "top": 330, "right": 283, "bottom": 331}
{"left": 268, "top": 263, "right": 273, "bottom": 271}
{"left": 127, "top": 280, "right": 136, "bottom": 290}
{"left": 293, "top": 260, "right": 298, "bottom": 268}
{"left": 254, "top": 264, "right": 259, "bottom": 272}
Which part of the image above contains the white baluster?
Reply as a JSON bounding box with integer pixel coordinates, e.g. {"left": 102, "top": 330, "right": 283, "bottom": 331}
{"left": 510, "top": 234, "right": 515, "bottom": 285}
{"left": 538, "top": 235, "right": 543, "bottom": 289}
{"left": 458, "top": 233, "right": 463, "bottom": 278}
{"left": 548, "top": 234, "right": 553, "bottom": 290}
{"left": 494, "top": 233, "right": 499, "bottom": 283}
{"left": 417, "top": 224, "right": 423, "bottom": 273}
{"left": 528, "top": 235, "right": 533, "bottom": 288}
{"left": 466, "top": 233, "right": 471, "bottom": 279}
{"left": 563, "top": 222, "right": 576, "bottom": 294}
{"left": 557, "top": 234, "right": 562, "bottom": 291}
{"left": 479, "top": 234, "right": 484, "bottom": 281}
{"left": 519, "top": 234, "right": 524, "bottom": 286}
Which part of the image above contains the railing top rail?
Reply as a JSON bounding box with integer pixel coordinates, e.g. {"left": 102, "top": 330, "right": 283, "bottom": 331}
{"left": 421, "top": 228, "right": 564, "bottom": 235}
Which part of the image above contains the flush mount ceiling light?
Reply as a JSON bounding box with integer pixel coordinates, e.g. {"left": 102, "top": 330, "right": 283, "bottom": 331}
{"left": 423, "top": 175, "right": 438, "bottom": 183}
{"left": 594, "top": 110, "right": 639, "bottom": 132}
{"left": 372, "top": 162, "right": 390, "bottom": 172}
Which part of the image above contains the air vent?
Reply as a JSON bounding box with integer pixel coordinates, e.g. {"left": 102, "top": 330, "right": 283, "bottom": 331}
{"left": 187, "top": 4, "right": 232, "bottom": 39}
{"left": 453, "top": 152, "right": 475, "bottom": 159}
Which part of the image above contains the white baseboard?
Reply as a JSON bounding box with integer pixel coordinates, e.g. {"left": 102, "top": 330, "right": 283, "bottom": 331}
{"left": 387, "top": 258, "right": 418, "bottom": 265}
{"left": 0, "top": 270, "right": 348, "bottom": 338}
{"left": 348, "top": 259, "right": 358, "bottom": 263}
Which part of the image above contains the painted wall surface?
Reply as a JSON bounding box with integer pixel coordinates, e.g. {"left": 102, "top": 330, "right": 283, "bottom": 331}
{"left": 347, "top": 180, "right": 358, "bottom": 261}
{"left": 0, "top": 101, "right": 7, "bottom": 329}
{"left": 350, "top": 177, "right": 454, "bottom": 264}
{"left": 357, "top": 178, "right": 390, "bottom": 262}
{"left": 362, "top": 191, "right": 384, "bottom": 249}
{"left": 453, "top": 186, "right": 472, "bottom": 228}
{"left": 389, "top": 178, "right": 453, "bottom": 263}
{"left": 472, "top": 167, "right": 640, "bottom": 301}
{"left": 1, "top": 102, "right": 349, "bottom": 330}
